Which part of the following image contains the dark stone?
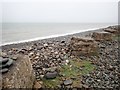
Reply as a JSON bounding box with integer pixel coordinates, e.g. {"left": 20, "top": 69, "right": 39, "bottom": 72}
{"left": 35, "top": 65, "right": 41, "bottom": 69}
{"left": 6, "top": 58, "right": 13, "bottom": 67}
{"left": 45, "top": 71, "right": 57, "bottom": 79}
{"left": 61, "top": 40, "right": 65, "bottom": 43}
{"left": 0, "top": 58, "right": 13, "bottom": 69}
{"left": 63, "top": 79, "right": 73, "bottom": 86}
{"left": 0, "top": 68, "right": 9, "bottom": 74}
{"left": 0, "top": 57, "right": 9, "bottom": 64}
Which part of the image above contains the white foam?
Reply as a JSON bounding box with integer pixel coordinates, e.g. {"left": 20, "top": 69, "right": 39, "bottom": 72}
{"left": 0, "top": 24, "right": 115, "bottom": 46}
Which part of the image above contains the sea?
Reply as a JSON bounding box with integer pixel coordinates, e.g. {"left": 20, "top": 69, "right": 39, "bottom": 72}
{"left": 1, "top": 23, "right": 116, "bottom": 46}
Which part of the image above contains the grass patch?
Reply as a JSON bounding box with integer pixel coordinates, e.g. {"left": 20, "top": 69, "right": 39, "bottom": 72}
{"left": 80, "top": 60, "right": 95, "bottom": 75}
{"left": 42, "top": 59, "right": 95, "bottom": 88}
{"left": 60, "top": 60, "right": 95, "bottom": 77}
{"left": 112, "top": 34, "right": 120, "bottom": 41}
{"left": 42, "top": 77, "right": 61, "bottom": 88}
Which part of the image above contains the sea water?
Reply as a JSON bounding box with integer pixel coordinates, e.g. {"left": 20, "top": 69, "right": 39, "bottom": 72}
{"left": 1, "top": 23, "right": 116, "bottom": 46}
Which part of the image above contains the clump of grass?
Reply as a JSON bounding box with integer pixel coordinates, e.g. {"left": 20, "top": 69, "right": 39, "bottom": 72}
{"left": 60, "top": 60, "right": 95, "bottom": 77}
{"left": 112, "top": 34, "right": 120, "bottom": 41}
{"left": 42, "top": 59, "right": 95, "bottom": 88}
{"left": 80, "top": 60, "right": 95, "bottom": 75}
{"left": 42, "top": 77, "right": 61, "bottom": 88}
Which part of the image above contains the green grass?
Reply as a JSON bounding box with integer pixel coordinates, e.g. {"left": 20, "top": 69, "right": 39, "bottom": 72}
{"left": 112, "top": 34, "right": 120, "bottom": 41}
{"left": 42, "top": 77, "right": 61, "bottom": 88}
{"left": 80, "top": 61, "right": 95, "bottom": 75}
{"left": 42, "top": 59, "right": 95, "bottom": 88}
{"left": 60, "top": 60, "right": 95, "bottom": 77}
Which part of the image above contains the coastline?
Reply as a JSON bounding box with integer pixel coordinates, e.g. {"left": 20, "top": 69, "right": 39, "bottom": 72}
{"left": 1, "top": 24, "right": 112, "bottom": 50}
{"left": 1, "top": 28, "right": 103, "bottom": 50}
{"left": 1, "top": 25, "right": 119, "bottom": 88}
{"left": 2, "top": 24, "right": 117, "bottom": 47}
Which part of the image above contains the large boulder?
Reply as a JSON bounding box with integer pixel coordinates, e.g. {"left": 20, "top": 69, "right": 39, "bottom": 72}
{"left": 1, "top": 55, "right": 35, "bottom": 89}
{"left": 104, "top": 28, "right": 118, "bottom": 35}
{"left": 70, "top": 37, "right": 98, "bottom": 56}
{"left": 92, "top": 31, "right": 112, "bottom": 41}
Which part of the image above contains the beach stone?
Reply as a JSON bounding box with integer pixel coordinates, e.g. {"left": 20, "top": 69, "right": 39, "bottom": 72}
{"left": 45, "top": 71, "right": 57, "bottom": 79}
{"left": 0, "top": 52, "right": 8, "bottom": 58}
{"left": 82, "top": 84, "right": 89, "bottom": 88}
{"left": 70, "top": 37, "right": 98, "bottom": 56}
{"left": 104, "top": 28, "right": 118, "bottom": 35}
{"left": 0, "top": 68, "right": 9, "bottom": 74}
{"left": 0, "top": 58, "right": 13, "bottom": 69}
{"left": 33, "top": 81, "right": 42, "bottom": 89}
{"left": 63, "top": 79, "right": 73, "bottom": 86}
{"left": 2, "top": 55, "right": 35, "bottom": 88}
{"left": 92, "top": 31, "right": 112, "bottom": 41}
{"left": 6, "top": 58, "right": 13, "bottom": 67}
{"left": 44, "top": 67, "right": 57, "bottom": 72}
{"left": 43, "top": 43, "right": 48, "bottom": 47}
{"left": 11, "top": 55, "right": 18, "bottom": 60}
{"left": 0, "top": 57, "right": 9, "bottom": 64}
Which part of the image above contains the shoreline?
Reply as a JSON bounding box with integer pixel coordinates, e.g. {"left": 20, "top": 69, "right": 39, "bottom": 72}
{"left": 1, "top": 28, "right": 103, "bottom": 50}
{"left": 1, "top": 26, "right": 108, "bottom": 47}
{"left": 1, "top": 25, "right": 119, "bottom": 88}
{"left": 2, "top": 24, "right": 117, "bottom": 47}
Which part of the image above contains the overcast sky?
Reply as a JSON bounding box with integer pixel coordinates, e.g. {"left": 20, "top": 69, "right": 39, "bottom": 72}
{"left": 1, "top": 0, "right": 119, "bottom": 23}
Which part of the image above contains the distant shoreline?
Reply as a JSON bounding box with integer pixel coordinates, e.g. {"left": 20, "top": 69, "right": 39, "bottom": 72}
{"left": 1, "top": 28, "right": 103, "bottom": 50}
{"left": 1, "top": 25, "right": 118, "bottom": 50}
{"left": 2, "top": 23, "right": 117, "bottom": 46}
{"left": 1, "top": 28, "right": 99, "bottom": 46}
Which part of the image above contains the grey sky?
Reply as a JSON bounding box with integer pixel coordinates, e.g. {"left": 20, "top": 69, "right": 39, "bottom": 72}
{"left": 2, "top": 0, "right": 119, "bottom": 23}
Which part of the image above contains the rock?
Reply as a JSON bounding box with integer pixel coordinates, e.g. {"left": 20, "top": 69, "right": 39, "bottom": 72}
{"left": 6, "top": 58, "right": 13, "bottom": 67}
{"left": 11, "top": 55, "right": 18, "bottom": 60}
{"left": 0, "top": 57, "right": 9, "bottom": 64}
{"left": 43, "top": 43, "right": 48, "bottom": 47}
{"left": 2, "top": 55, "right": 35, "bottom": 88}
{"left": 45, "top": 67, "right": 57, "bottom": 72}
{"left": 33, "top": 81, "right": 42, "bottom": 89}
{"left": 63, "top": 79, "right": 73, "bottom": 86}
{"left": 0, "top": 52, "right": 8, "bottom": 58}
{"left": 29, "top": 52, "right": 34, "bottom": 56}
{"left": 70, "top": 37, "right": 98, "bottom": 56}
{"left": 35, "top": 65, "right": 41, "bottom": 69}
{"left": 0, "top": 58, "right": 13, "bottom": 69}
{"left": 0, "top": 68, "right": 9, "bottom": 74}
{"left": 34, "top": 56, "right": 39, "bottom": 60}
{"left": 82, "top": 84, "right": 89, "bottom": 88}
{"left": 45, "top": 71, "right": 57, "bottom": 79}
{"left": 61, "top": 40, "right": 65, "bottom": 43}
{"left": 40, "top": 75, "right": 44, "bottom": 78}
{"left": 104, "top": 28, "right": 118, "bottom": 35}
{"left": 92, "top": 31, "right": 112, "bottom": 41}
{"left": 65, "top": 60, "right": 69, "bottom": 64}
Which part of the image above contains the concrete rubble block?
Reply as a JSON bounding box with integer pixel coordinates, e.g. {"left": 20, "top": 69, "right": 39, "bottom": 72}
{"left": 70, "top": 37, "right": 98, "bottom": 56}
{"left": 1, "top": 55, "right": 35, "bottom": 89}
{"left": 92, "top": 31, "right": 112, "bottom": 41}
{"left": 104, "top": 28, "right": 118, "bottom": 35}
{"left": 104, "top": 25, "right": 120, "bottom": 35}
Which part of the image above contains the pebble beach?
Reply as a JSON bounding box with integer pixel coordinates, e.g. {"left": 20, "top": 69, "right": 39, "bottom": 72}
{"left": 1, "top": 25, "right": 120, "bottom": 89}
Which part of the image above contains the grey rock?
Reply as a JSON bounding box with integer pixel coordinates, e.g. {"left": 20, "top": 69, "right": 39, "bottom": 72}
{"left": 0, "top": 68, "right": 9, "bottom": 74}
{"left": 45, "top": 71, "right": 57, "bottom": 79}
{"left": 0, "top": 52, "right": 8, "bottom": 58}
{"left": 11, "top": 56, "right": 18, "bottom": 60}
{"left": 7, "top": 58, "right": 13, "bottom": 66}
{"left": 63, "top": 79, "right": 73, "bottom": 86}
{"left": 2, "top": 55, "right": 35, "bottom": 88}
{"left": 0, "top": 58, "right": 13, "bottom": 69}
{"left": 0, "top": 57, "right": 9, "bottom": 64}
